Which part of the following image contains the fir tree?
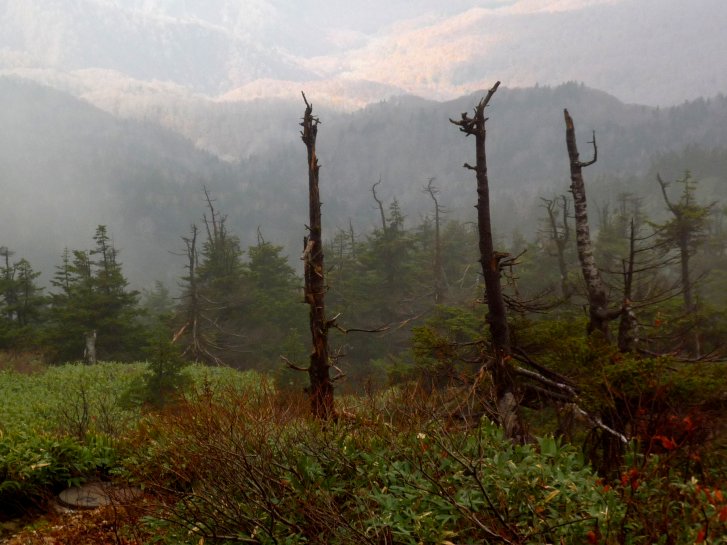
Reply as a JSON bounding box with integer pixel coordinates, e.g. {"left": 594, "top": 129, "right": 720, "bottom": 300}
{"left": 43, "top": 226, "right": 143, "bottom": 363}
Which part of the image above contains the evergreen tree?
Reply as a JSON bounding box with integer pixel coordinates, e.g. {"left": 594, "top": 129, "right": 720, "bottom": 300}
{"left": 175, "top": 193, "right": 252, "bottom": 367}
{"left": 0, "top": 251, "right": 45, "bottom": 349}
{"left": 245, "top": 240, "right": 306, "bottom": 365}
{"left": 43, "top": 226, "right": 143, "bottom": 363}
{"left": 656, "top": 172, "right": 714, "bottom": 312}
{"left": 141, "top": 281, "right": 175, "bottom": 323}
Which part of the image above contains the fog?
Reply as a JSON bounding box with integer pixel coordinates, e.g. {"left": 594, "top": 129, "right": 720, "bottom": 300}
{"left": 0, "top": 0, "right": 725, "bottom": 290}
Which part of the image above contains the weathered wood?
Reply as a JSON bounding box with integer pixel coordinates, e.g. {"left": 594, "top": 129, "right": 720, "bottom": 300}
{"left": 541, "top": 195, "right": 572, "bottom": 300}
{"left": 451, "top": 82, "right": 524, "bottom": 442}
{"left": 617, "top": 219, "right": 639, "bottom": 353}
{"left": 300, "top": 93, "right": 335, "bottom": 420}
{"left": 425, "top": 178, "right": 446, "bottom": 304}
{"left": 564, "top": 109, "right": 615, "bottom": 337}
{"left": 84, "top": 329, "right": 97, "bottom": 365}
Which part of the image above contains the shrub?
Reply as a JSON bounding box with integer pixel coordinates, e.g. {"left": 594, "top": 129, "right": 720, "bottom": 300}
{"left": 122, "top": 388, "right": 619, "bottom": 544}
{"left": 0, "top": 431, "right": 115, "bottom": 512}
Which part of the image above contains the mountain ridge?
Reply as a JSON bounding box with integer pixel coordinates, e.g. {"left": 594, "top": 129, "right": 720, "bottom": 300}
{"left": 2, "top": 76, "right": 726, "bottom": 292}
{"left": 1, "top": 0, "right": 726, "bottom": 108}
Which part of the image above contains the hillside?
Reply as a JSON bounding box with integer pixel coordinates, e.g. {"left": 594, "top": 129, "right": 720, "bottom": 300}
{"left": 2, "top": 0, "right": 726, "bottom": 106}
{"left": 2, "top": 76, "right": 727, "bottom": 289}
{"left": 0, "top": 76, "right": 242, "bottom": 288}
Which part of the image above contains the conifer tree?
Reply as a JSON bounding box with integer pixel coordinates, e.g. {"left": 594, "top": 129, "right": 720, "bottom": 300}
{"left": 43, "top": 226, "right": 142, "bottom": 363}
{"left": 656, "top": 172, "right": 713, "bottom": 313}
{"left": 0, "top": 251, "right": 44, "bottom": 348}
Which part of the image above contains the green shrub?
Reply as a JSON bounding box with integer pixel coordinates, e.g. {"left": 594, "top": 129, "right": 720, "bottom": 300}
{"left": 122, "top": 390, "right": 619, "bottom": 544}
{"left": 0, "top": 431, "right": 115, "bottom": 510}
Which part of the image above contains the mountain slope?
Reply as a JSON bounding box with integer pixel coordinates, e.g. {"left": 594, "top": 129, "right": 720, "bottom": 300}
{"left": 2, "top": 77, "right": 726, "bottom": 291}
{"left": 1, "top": 0, "right": 725, "bottom": 107}
{"left": 0, "top": 76, "right": 243, "bottom": 287}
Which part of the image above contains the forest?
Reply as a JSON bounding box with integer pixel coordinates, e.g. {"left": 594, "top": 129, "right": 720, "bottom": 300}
{"left": 1, "top": 84, "right": 727, "bottom": 544}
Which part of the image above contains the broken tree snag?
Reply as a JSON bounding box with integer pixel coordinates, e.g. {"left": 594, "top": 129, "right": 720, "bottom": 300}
{"left": 425, "top": 178, "right": 447, "bottom": 304}
{"left": 541, "top": 195, "right": 572, "bottom": 301}
{"left": 84, "top": 329, "right": 97, "bottom": 365}
{"left": 300, "top": 92, "right": 335, "bottom": 420}
{"left": 450, "top": 81, "right": 524, "bottom": 442}
{"left": 564, "top": 109, "right": 615, "bottom": 338}
{"left": 372, "top": 178, "right": 388, "bottom": 234}
{"left": 617, "top": 219, "right": 639, "bottom": 353}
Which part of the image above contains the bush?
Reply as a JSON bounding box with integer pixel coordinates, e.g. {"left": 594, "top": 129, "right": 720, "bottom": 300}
{"left": 122, "top": 388, "right": 619, "bottom": 544}
{"left": 612, "top": 448, "right": 727, "bottom": 544}
{"left": 139, "top": 327, "right": 190, "bottom": 408}
{"left": 0, "top": 432, "right": 115, "bottom": 512}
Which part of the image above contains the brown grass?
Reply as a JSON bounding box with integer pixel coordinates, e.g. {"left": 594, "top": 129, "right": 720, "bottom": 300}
{"left": 0, "top": 350, "right": 47, "bottom": 374}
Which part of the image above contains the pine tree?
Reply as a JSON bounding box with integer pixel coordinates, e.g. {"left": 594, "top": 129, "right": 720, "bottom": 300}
{"left": 43, "top": 226, "right": 143, "bottom": 363}
{"left": 656, "top": 172, "right": 714, "bottom": 312}
{"left": 0, "top": 251, "right": 45, "bottom": 349}
{"left": 245, "top": 240, "right": 306, "bottom": 364}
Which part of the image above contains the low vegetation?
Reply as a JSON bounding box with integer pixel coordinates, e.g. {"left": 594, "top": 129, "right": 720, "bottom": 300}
{"left": 0, "top": 359, "right": 725, "bottom": 544}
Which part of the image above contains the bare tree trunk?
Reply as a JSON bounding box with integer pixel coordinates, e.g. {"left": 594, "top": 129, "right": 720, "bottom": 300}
{"left": 348, "top": 218, "right": 357, "bottom": 260}
{"left": 451, "top": 82, "right": 524, "bottom": 442}
{"left": 564, "top": 109, "right": 617, "bottom": 338}
{"left": 84, "top": 329, "right": 97, "bottom": 365}
{"left": 179, "top": 225, "right": 204, "bottom": 361}
{"left": 1, "top": 247, "right": 17, "bottom": 320}
{"left": 372, "top": 178, "right": 388, "bottom": 234}
{"left": 618, "top": 220, "right": 638, "bottom": 353}
{"left": 301, "top": 93, "right": 335, "bottom": 420}
{"left": 425, "top": 178, "right": 447, "bottom": 304}
{"left": 565, "top": 110, "right": 627, "bottom": 473}
{"left": 542, "top": 196, "right": 572, "bottom": 300}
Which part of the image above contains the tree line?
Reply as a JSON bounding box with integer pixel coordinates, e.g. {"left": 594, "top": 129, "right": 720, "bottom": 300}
{"left": 2, "top": 88, "right": 726, "bottom": 472}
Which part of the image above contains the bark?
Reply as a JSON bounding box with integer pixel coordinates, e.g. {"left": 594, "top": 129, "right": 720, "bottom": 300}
{"left": 451, "top": 82, "right": 524, "bottom": 442}
{"left": 371, "top": 178, "right": 387, "bottom": 233}
{"left": 542, "top": 196, "right": 572, "bottom": 300}
{"left": 564, "top": 109, "right": 615, "bottom": 337}
{"left": 84, "top": 329, "right": 97, "bottom": 365}
{"left": 180, "top": 225, "right": 203, "bottom": 361}
{"left": 300, "top": 93, "right": 335, "bottom": 420}
{"left": 617, "top": 220, "right": 639, "bottom": 353}
{"left": 425, "top": 178, "right": 447, "bottom": 304}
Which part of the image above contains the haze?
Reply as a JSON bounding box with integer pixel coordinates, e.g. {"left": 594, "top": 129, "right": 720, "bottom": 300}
{"left": 2, "top": 0, "right": 726, "bottom": 107}
{"left": 1, "top": 0, "right": 726, "bottom": 290}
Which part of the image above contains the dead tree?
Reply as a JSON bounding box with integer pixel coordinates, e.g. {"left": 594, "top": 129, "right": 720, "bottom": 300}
{"left": 540, "top": 195, "right": 572, "bottom": 300}
{"left": 617, "top": 220, "right": 639, "bottom": 353}
{"left": 564, "top": 109, "right": 621, "bottom": 338}
{"left": 450, "top": 82, "right": 524, "bottom": 441}
{"left": 84, "top": 330, "right": 97, "bottom": 365}
{"left": 300, "top": 93, "right": 335, "bottom": 420}
{"left": 424, "top": 178, "right": 447, "bottom": 304}
{"left": 176, "top": 224, "right": 204, "bottom": 361}
{"left": 348, "top": 218, "right": 357, "bottom": 260}
{"left": 371, "top": 178, "right": 388, "bottom": 234}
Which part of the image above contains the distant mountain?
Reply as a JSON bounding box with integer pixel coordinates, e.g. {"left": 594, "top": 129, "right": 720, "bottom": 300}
{"left": 1, "top": 0, "right": 725, "bottom": 110}
{"left": 0, "top": 76, "right": 243, "bottom": 288}
{"left": 0, "top": 0, "right": 312, "bottom": 93}
{"left": 235, "top": 83, "right": 727, "bottom": 241}
{"left": 2, "top": 76, "right": 726, "bottom": 292}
